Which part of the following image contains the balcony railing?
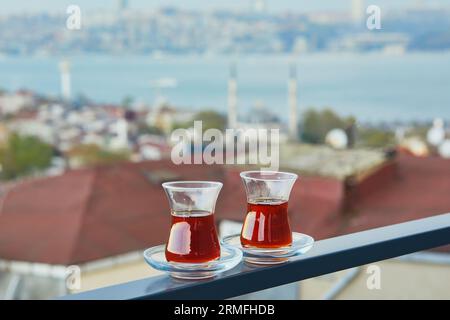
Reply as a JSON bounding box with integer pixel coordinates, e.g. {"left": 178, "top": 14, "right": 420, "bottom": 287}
{"left": 63, "top": 213, "right": 450, "bottom": 300}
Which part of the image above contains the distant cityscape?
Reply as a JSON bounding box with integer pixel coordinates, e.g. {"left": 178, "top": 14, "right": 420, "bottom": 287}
{"left": 1, "top": 1, "right": 450, "bottom": 56}
{"left": 0, "top": 55, "right": 449, "bottom": 182}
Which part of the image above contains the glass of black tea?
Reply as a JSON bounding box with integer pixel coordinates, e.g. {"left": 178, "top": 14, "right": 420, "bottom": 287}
{"left": 239, "top": 171, "right": 298, "bottom": 248}
{"left": 162, "top": 181, "right": 222, "bottom": 263}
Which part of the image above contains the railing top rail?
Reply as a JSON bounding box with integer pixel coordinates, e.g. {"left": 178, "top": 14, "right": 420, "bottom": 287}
{"left": 63, "top": 213, "right": 450, "bottom": 300}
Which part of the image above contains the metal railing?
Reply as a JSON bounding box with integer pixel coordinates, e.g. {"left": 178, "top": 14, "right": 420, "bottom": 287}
{"left": 63, "top": 213, "right": 450, "bottom": 300}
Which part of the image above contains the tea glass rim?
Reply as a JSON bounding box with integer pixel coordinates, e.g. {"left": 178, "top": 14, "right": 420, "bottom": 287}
{"left": 240, "top": 171, "right": 298, "bottom": 182}
{"left": 162, "top": 181, "right": 223, "bottom": 191}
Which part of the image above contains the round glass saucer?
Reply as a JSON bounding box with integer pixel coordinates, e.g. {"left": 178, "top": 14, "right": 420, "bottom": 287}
{"left": 143, "top": 244, "right": 243, "bottom": 280}
{"left": 222, "top": 232, "right": 314, "bottom": 265}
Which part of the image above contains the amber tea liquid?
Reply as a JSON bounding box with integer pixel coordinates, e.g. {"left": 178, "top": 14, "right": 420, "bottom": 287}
{"left": 165, "top": 210, "right": 221, "bottom": 263}
{"left": 240, "top": 199, "right": 292, "bottom": 248}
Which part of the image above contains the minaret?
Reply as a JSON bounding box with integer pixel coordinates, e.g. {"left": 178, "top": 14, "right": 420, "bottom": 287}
{"left": 59, "top": 60, "right": 71, "bottom": 101}
{"left": 117, "top": 0, "right": 129, "bottom": 13}
{"left": 253, "top": 0, "right": 267, "bottom": 13}
{"left": 351, "top": 0, "right": 365, "bottom": 26}
{"left": 112, "top": 118, "right": 129, "bottom": 149}
{"left": 288, "top": 61, "right": 298, "bottom": 141}
{"left": 228, "top": 63, "right": 238, "bottom": 128}
{"left": 117, "top": 118, "right": 129, "bottom": 147}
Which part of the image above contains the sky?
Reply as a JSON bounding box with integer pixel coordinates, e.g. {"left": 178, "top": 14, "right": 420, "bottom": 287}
{"left": 0, "top": 0, "right": 448, "bottom": 15}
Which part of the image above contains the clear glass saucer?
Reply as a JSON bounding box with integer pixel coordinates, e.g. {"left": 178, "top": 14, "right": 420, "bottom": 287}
{"left": 143, "top": 244, "right": 243, "bottom": 280}
{"left": 222, "top": 232, "right": 314, "bottom": 265}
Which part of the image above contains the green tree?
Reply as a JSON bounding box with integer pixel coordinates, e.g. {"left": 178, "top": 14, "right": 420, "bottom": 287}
{"left": 0, "top": 133, "right": 53, "bottom": 180}
{"left": 301, "top": 108, "right": 355, "bottom": 144}
{"left": 122, "top": 95, "right": 134, "bottom": 108}
{"left": 67, "top": 144, "right": 130, "bottom": 167}
{"left": 194, "top": 110, "right": 227, "bottom": 131}
{"left": 173, "top": 110, "right": 227, "bottom": 132}
{"left": 357, "top": 128, "right": 396, "bottom": 148}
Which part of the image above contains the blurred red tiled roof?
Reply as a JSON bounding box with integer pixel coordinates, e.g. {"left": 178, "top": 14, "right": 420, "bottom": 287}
{"left": 0, "top": 161, "right": 224, "bottom": 265}
{"left": 341, "top": 154, "right": 450, "bottom": 234}
{"left": 0, "top": 154, "right": 449, "bottom": 265}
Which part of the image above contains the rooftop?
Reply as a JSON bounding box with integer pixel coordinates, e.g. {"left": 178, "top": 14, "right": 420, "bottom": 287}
{"left": 280, "top": 143, "right": 388, "bottom": 180}
{"left": 0, "top": 153, "right": 449, "bottom": 266}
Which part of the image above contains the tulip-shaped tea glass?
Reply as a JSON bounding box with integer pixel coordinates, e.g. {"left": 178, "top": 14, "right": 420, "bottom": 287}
{"left": 162, "top": 181, "right": 222, "bottom": 263}
{"left": 143, "top": 180, "right": 242, "bottom": 279}
{"left": 240, "top": 171, "right": 297, "bottom": 248}
{"left": 222, "top": 171, "right": 314, "bottom": 264}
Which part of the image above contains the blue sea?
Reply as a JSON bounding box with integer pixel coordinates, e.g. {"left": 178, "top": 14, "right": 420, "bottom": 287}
{"left": 0, "top": 52, "right": 450, "bottom": 122}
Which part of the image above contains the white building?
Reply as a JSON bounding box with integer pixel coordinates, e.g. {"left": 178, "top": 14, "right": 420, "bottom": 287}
{"left": 0, "top": 92, "right": 35, "bottom": 115}
{"left": 8, "top": 120, "right": 55, "bottom": 145}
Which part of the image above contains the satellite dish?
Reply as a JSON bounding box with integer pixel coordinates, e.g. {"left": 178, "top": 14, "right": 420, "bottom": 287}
{"left": 401, "top": 137, "right": 429, "bottom": 157}
{"left": 325, "top": 128, "right": 348, "bottom": 149}
{"left": 438, "top": 140, "right": 450, "bottom": 158}
{"left": 427, "top": 118, "right": 445, "bottom": 146}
